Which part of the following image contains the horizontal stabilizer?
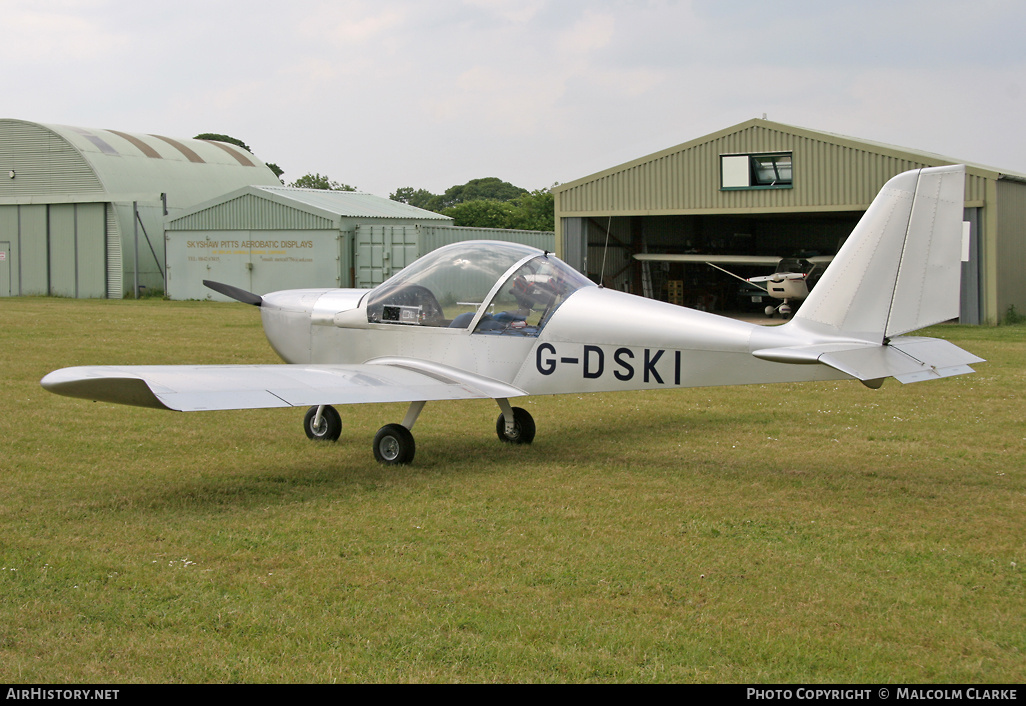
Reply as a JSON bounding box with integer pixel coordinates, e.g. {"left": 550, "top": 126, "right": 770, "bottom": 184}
{"left": 880, "top": 337, "right": 985, "bottom": 383}
{"left": 753, "top": 336, "right": 983, "bottom": 384}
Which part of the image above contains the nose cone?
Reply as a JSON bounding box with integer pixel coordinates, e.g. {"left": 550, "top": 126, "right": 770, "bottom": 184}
{"left": 259, "top": 288, "right": 369, "bottom": 363}
{"left": 260, "top": 289, "right": 331, "bottom": 363}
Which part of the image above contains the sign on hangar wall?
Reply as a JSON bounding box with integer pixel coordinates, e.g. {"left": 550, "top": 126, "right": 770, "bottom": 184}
{"left": 165, "top": 230, "right": 343, "bottom": 300}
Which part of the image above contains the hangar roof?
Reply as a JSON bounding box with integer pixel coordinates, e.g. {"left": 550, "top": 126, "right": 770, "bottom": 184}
{"left": 554, "top": 118, "right": 1026, "bottom": 217}
{"left": 0, "top": 119, "right": 282, "bottom": 207}
{"left": 253, "top": 186, "right": 454, "bottom": 220}
{"left": 166, "top": 185, "right": 453, "bottom": 231}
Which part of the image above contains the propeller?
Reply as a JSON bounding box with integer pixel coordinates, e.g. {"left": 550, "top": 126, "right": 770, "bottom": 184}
{"left": 202, "top": 280, "right": 263, "bottom": 306}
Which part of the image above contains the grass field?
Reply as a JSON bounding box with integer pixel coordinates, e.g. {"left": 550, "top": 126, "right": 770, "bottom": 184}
{"left": 1, "top": 297, "right": 1023, "bottom": 683}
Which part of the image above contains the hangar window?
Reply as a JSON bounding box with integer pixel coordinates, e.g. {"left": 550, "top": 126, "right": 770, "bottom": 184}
{"left": 721, "top": 153, "right": 792, "bottom": 190}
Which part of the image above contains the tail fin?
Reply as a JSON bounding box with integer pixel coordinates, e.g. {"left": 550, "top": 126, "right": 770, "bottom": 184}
{"left": 755, "top": 164, "right": 983, "bottom": 384}
{"left": 789, "top": 164, "right": 967, "bottom": 342}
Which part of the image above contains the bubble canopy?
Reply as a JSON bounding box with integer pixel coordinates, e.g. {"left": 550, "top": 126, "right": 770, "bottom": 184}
{"left": 364, "top": 241, "right": 595, "bottom": 336}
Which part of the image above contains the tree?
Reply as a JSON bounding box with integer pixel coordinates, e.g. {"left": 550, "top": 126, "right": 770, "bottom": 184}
{"left": 390, "top": 187, "right": 438, "bottom": 210}
{"left": 390, "top": 177, "right": 531, "bottom": 213}
{"left": 510, "top": 188, "right": 555, "bottom": 231}
{"left": 289, "top": 173, "right": 357, "bottom": 191}
{"left": 441, "top": 199, "right": 520, "bottom": 229}
{"left": 436, "top": 177, "right": 527, "bottom": 210}
{"left": 194, "top": 133, "right": 283, "bottom": 182}
{"left": 390, "top": 179, "right": 555, "bottom": 230}
{"left": 194, "top": 133, "right": 252, "bottom": 152}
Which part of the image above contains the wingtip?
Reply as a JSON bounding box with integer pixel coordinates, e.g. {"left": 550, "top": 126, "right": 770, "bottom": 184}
{"left": 41, "top": 367, "right": 172, "bottom": 410}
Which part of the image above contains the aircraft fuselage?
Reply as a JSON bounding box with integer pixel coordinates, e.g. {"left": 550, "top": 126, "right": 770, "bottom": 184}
{"left": 260, "top": 285, "right": 849, "bottom": 399}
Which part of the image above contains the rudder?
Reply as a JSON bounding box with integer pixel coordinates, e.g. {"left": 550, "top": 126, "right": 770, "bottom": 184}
{"left": 789, "top": 165, "right": 966, "bottom": 342}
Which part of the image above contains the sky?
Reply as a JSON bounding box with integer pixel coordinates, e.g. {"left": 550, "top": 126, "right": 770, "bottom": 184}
{"left": 2, "top": 0, "right": 1025, "bottom": 197}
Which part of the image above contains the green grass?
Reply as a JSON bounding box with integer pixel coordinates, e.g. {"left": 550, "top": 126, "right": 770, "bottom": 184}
{"left": 1, "top": 297, "right": 1023, "bottom": 683}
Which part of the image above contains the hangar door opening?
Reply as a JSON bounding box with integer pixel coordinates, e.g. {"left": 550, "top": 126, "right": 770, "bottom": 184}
{"left": 568, "top": 212, "right": 862, "bottom": 313}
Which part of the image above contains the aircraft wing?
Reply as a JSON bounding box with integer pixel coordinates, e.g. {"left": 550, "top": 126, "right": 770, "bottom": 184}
{"left": 40, "top": 360, "right": 527, "bottom": 412}
{"left": 747, "top": 273, "right": 806, "bottom": 283}
{"left": 634, "top": 254, "right": 781, "bottom": 266}
{"left": 635, "top": 254, "right": 834, "bottom": 267}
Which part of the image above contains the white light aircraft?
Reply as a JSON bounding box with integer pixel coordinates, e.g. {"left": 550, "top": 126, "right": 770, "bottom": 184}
{"left": 634, "top": 253, "right": 834, "bottom": 318}
{"left": 42, "top": 165, "right": 983, "bottom": 465}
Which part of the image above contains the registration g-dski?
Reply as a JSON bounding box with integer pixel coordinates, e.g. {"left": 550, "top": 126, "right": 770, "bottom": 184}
{"left": 43, "top": 165, "right": 984, "bottom": 465}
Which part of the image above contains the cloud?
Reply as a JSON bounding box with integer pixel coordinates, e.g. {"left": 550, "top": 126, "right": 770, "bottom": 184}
{"left": 0, "top": 5, "right": 130, "bottom": 64}
{"left": 3, "top": 0, "right": 1025, "bottom": 196}
{"left": 461, "top": 0, "right": 548, "bottom": 24}
{"left": 556, "top": 9, "right": 616, "bottom": 57}
{"left": 296, "top": 3, "right": 407, "bottom": 45}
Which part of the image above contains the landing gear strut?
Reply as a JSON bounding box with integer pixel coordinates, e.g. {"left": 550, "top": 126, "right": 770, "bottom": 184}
{"left": 313, "top": 398, "right": 537, "bottom": 465}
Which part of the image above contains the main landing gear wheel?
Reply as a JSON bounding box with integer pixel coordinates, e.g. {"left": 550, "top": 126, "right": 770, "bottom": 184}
{"left": 373, "top": 423, "right": 416, "bottom": 465}
{"left": 496, "top": 407, "right": 536, "bottom": 445}
{"left": 304, "top": 405, "right": 342, "bottom": 441}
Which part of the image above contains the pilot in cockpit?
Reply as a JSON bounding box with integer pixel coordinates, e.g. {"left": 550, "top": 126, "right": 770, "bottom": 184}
{"left": 477, "top": 272, "right": 561, "bottom": 332}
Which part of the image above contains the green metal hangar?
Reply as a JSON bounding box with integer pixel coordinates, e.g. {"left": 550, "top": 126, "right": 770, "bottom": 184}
{"left": 0, "top": 118, "right": 282, "bottom": 298}
{"left": 164, "top": 187, "right": 556, "bottom": 301}
{"left": 553, "top": 119, "right": 1026, "bottom": 324}
{"left": 164, "top": 187, "right": 453, "bottom": 300}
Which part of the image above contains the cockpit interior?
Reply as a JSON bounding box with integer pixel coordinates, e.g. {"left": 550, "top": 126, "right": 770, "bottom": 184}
{"left": 365, "top": 241, "right": 594, "bottom": 337}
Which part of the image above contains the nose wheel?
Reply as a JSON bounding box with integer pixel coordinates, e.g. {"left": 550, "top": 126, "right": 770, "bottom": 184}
{"left": 373, "top": 423, "right": 416, "bottom": 465}
{"left": 765, "top": 301, "right": 793, "bottom": 319}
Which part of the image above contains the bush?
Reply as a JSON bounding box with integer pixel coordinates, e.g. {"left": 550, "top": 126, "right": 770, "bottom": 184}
{"left": 1001, "top": 304, "right": 1026, "bottom": 325}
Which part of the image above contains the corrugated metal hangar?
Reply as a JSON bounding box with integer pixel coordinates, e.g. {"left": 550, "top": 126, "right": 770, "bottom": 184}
{"left": 0, "top": 119, "right": 282, "bottom": 298}
{"left": 0, "top": 117, "right": 555, "bottom": 302}
{"left": 166, "top": 186, "right": 555, "bottom": 301}
{"left": 554, "top": 119, "right": 1026, "bottom": 324}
